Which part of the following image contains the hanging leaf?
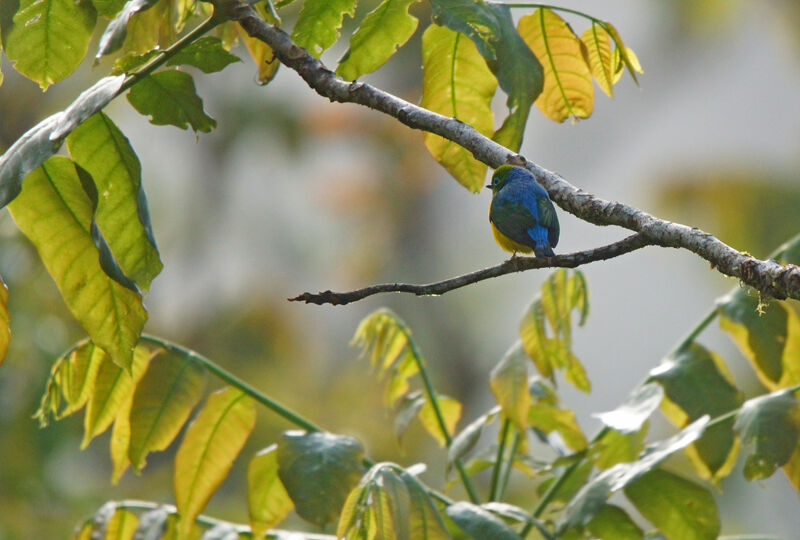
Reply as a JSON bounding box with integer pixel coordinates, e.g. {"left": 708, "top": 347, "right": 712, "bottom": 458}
{"left": 593, "top": 383, "right": 663, "bottom": 433}
{"left": 126, "top": 70, "right": 216, "bottom": 133}
{"left": 624, "top": 469, "right": 719, "bottom": 540}
{"left": 649, "top": 343, "right": 743, "bottom": 481}
{"left": 528, "top": 402, "right": 586, "bottom": 452}
{"left": 4, "top": 0, "right": 96, "bottom": 89}
{"left": 580, "top": 23, "right": 614, "bottom": 97}
{"left": 489, "top": 342, "right": 531, "bottom": 429}
{"left": 66, "top": 112, "right": 163, "bottom": 290}
{"left": 734, "top": 388, "right": 800, "bottom": 481}
{"left": 603, "top": 22, "right": 641, "bottom": 84}
{"left": 418, "top": 394, "right": 461, "bottom": 447}
{"left": 448, "top": 407, "right": 500, "bottom": 472}
{"left": 96, "top": 0, "right": 159, "bottom": 58}
{"left": 248, "top": 445, "right": 294, "bottom": 536}
{"left": 174, "top": 387, "right": 256, "bottom": 536}
{"left": 429, "top": 0, "right": 543, "bottom": 152}
{"left": 128, "top": 351, "right": 207, "bottom": 471}
{"left": 103, "top": 508, "right": 139, "bottom": 540}
{"left": 166, "top": 36, "right": 241, "bottom": 74}
{"left": 36, "top": 339, "right": 104, "bottom": 423}
{"left": 237, "top": 26, "right": 280, "bottom": 85}
{"left": 518, "top": 9, "right": 593, "bottom": 123}
{"left": 446, "top": 501, "right": 521, "bottom": 540}
{"left": 394, "top": 392, "right": 426, "bottom": 441}
{"left": 277, "top": 431, "right": 365, "bottom": 527}
{"left": 337, "top": 0, "right": 420, "bottom": 81}
{"left": 8, "top": 157, "right": 147, "bottom": 370}
{"left": 291, "top": 0, "right": 356, "bottom": 58}
{"left": 419, "top": 24, "right": 496, "bottom": 193}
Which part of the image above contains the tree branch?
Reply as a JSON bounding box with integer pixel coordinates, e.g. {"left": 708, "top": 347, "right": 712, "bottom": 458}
{"left": 226, "top": 2, "right": 800, "bottom": 302}
{"left": 289, "top": 234, "right": 650, "bottom": 305}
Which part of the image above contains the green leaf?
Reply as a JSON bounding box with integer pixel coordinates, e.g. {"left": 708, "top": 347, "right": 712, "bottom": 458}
{"left": 395, "top": 392, "right": 425, "bottom": 441}
{"left": 55, "top": 340, "right": 105, "bottom": 418}
{"left": 624, "top": 469, "right": 719, "bottom": 540}
{"left": 4, "top": 0, "right": 96, "bottom": 89}
{"left": 594, "top": 383, "right": 663, "bottom": 433}
{"left": 581, "top": 23, "right": 614, "bottom": 97}
{"left": 528, "top": 402, "right": 586, "bottom": 452}
{"left": 448, "top": 407, "right": 500, "bottom": 472}
{"left": 67, "top": 112, "right": 163, "bottom": 290}
{"left": 128, "top": 351, "right": 206, "bottom": 470}
{"left": 126, "top": 69, "right": 216, "bottom": 132}
{"left": 96, "top": 0, "right": 159, "bottom": 58}
{"left": 8, "top": 157, "right": 147, "bottom": 369}
{"left": 649, "top": 343, "right": 743, "bottom": 481}
{"left": 520, "top": 270, "right": 590, "bottom": 392}
{"left": 174, "top": 387, "right": 256, "bottom": 537}
{"left": 734, "top": 388, "right": 800, "bottom": 480}
{"left": 337, "top": 0, "right": 420, "bottom": 81}
{"left": 103, "top": 508, "right": 139, "bottom": 540}
{"left": 586, "top": 504, "right": 643, "bottom": 540}
{"left": 277, "top": 431, "right": 365, "bottom": 527}
{"left": 167, "top": 36, "right": 241, "bottom": 74}
{"left": 0, "top": 277, "right": 8, "bottom": 368}
{"left": 489, "top": 342, "right": 531, "bottom": 429}
{"left": 592, "top": 425, "right": 648, "bottom": 470}
{"left": 111, "top": 49, "right": 160, "bottom": 75}
{"left": 419, "top": 24, "right": 495, "bottom": 193}
{"left": 291, "top": 0, "right": 356, "bottom": 58}
{"left": 536, "top": 458, "right": 592, "bottom": 504}
{"left": 446, "top": 501, "right": 522, "bottom": 540}
{"left": 429, "top": 0, "right": 543, "bottom": 151}
{"left": 560, "top": 416, "right": 709, "bottom": 529}
{"left": 248, "top": 444, "right": 294, "bottom": 536}
{"left": 82, "top": 345, "right": 151, "bottom": 447}
{"left": 92, "top": 0, "right": 126, "bottom": 18}
{"left": 518, "top": 9, "right": 594, "bottom": 123}
{"left": 418, "top": 394, "right": 461, "bottom": 447}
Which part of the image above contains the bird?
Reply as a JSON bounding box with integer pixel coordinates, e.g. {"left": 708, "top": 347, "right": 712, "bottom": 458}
{"left": 487, "top": 165, "right": 560, "bottom": 257}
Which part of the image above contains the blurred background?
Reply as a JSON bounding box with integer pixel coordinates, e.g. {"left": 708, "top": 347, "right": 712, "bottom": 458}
{"left": 1, "top": 0, "right": 799, "bottom": 538}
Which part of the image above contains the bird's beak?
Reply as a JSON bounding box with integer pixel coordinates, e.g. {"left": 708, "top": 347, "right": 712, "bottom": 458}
{"left": 485, "top": 184, "right": 492, "bottom": 190}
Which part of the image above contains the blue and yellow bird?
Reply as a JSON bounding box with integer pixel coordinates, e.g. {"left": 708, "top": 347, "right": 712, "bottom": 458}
{"left": 488, "top": 165, "right": 559, "bottom": 257}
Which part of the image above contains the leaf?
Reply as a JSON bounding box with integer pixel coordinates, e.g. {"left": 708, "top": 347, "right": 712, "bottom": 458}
{"left": 337, "top": 0, "right": 420, "bottom": 81}
{"left": 126, "top": 70, "right": 216, "bottom": 132}
{"left": 83, "top": 345, "right": 151, "bottom": 447}
{"left": 166, "top": 36, "right": 241, "bottom": 74}
{"left": 445, "top": 501, "right": 521, "bottom": 540}
{"left": 580, "top": 23, "right": 614, "bottom": 97}
{"left": 591, "top": 425, "right": 648, "bottom": 470}
{"left": 518, "top": 9, "right": 593, "bottom": 123}
{"left": 586, "top": 504, "right": 643, "bottom": 540}
{"left": 734, "top": 388, "right": 800, "bottom": 480}
{"left": 92, "top": 0, "right": 127, "bottom": 18}
{"left": 624, "top": 469, "right": 719, "bottom": 540}
{"left": 448, "top": 407, "right": 500, "bottom": 472}
{"left": 489, "top": 342, "right": 531, "bottom": 429}
{"left": 111, "top": 50, "right": 160, "bottom": 74}
{"left": 174, "top": 387, "right": 256, "bottom": 536}
{"left": 237, "top": 26, "right": 280, "bottom": 85}
{"left": 128, "top": 350, "right": 206, "bottom": 470}
{"left": 560, "top": 416, "right": 709, "bottom": 529}
{"left": 96, "top": 0, "right": 159, "bottom": 58}
{"left": 0, "top": 114, "right": 62, "bottom": 208}
{"left": 103, "top": 509, "right": 139, "bottom": 540}
{"left": 649, "top": 343, "right": 743, "bottom": 481}
{"left": 8, "top": 157, "right": 147, "bottom": 369}
{"left": 419, "top": 25, "right": 495, "bottom": 193}
{"left": 429, "top": 0, "right": 543, "bottom": 151}
{"left": 528, "top": 402, "right": 586, "bottom": 452}
{"left": 277, "top": 431, "right": 365, "bottom": 527}
{"left": 4, "top": 0, "right": 96, "bottom": 89}
{"left": 536, "top": 458, "right": 592, "bottom": 504}
{"left": 56, "top": 340, "right": 105, "bottom": 418}
{"left": 395, "top": 392, "right": 425, "bottom": 441}
{"left": 0, "top": 276, "right": 9, "bottom": 367}
{"left": 66, "top": 112, "right": 163, "bottom": 290}
{"left": 290, "top": 0, "right": 356, "bottom": 58}
{"left": 593, "top": 383, "right": 664, "bottom": 433}
{"left": 418, "top": 394, "right": 461, "bottom": 447}
{"left": 717, "top": 287, "right": 800, "bottom": 391}
{"left": 603, "top": 22, "right": 641, "bottom": 84}
{"left": 248, "top": 444, "right": 294, "bottom": 537}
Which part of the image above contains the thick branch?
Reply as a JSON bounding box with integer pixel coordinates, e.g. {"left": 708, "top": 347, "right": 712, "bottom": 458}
{"left": 228, "top": 2, "right": 800, "bottom": 302}
{"left": 290, "top": 234, "right": 650, "bottom": 305}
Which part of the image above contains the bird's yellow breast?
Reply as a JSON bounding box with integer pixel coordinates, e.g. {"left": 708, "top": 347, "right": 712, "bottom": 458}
{"left": 491, "top": 222, "right": 533, "bottom": 254}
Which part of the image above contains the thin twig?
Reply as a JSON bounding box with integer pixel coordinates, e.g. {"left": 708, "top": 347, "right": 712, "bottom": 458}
{"left": 289, "top": 234, "right": 650, "bottom": 305}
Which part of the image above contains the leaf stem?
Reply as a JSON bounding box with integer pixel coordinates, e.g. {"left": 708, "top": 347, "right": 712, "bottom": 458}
{"left": 403, "top": 332, "right": 481, "bottom": 503}
{"left": 489, "top": 2, "right": 603, "bottom": 24}
{"left": 140, "top": 334, "right": 322, "bottom": 432}
{"left": 488, "top": 418, "right": 511, "bottom": 501}
{"left": 498, "top": 428, "right": 521, "bottom": 500}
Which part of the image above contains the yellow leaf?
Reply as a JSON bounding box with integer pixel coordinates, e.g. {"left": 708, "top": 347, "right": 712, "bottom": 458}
{"left": 248, "top": 445, "right": 294, "bottom": 536}
{"left": 0, "top": 276, "right": 7, "bottom": 367}
{"left": 604, "top": 22, "right": 641, "bottom": 84}
{"left": 528, "top": 402, "right": 587, "bottom": 452}
{"left": 420, "top": 25, "right": 497, "bottom": 193}
{"left": 519, "top": 9, "right": 594, "bottom": 123}
{"left": 580, "top": 23, "right": 614, "bottom": 97}
{"left": 418, "top": 395, "right": 461, "bottom": 447}
{"left": 489, "top": 343, "right": 531, "bottom": 429}
{"left": 104, "top": 509, "right": 139, "bottom": 540}
{"left": 174, "top": 387, "right": 256, "bottom": 537}
{"left": 237, "top": 27, "right": 280, "bottom": 85}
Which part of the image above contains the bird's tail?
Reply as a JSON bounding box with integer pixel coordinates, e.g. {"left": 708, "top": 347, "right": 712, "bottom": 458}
{"left": 535, "top": 245, "right": 555, "bottom": 258}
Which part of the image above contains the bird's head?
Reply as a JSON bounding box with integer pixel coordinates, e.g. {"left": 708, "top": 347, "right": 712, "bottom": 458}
{"left": 486, "top": 165, "right": 519, "bottom": 193}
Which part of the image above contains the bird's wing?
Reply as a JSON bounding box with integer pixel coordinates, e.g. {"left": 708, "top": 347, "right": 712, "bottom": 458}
{"left": 490, "top": 198, "right": 539, "bottom": 249}
{"left": 537, "top": 195, "right": 560, "bottom": 248}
